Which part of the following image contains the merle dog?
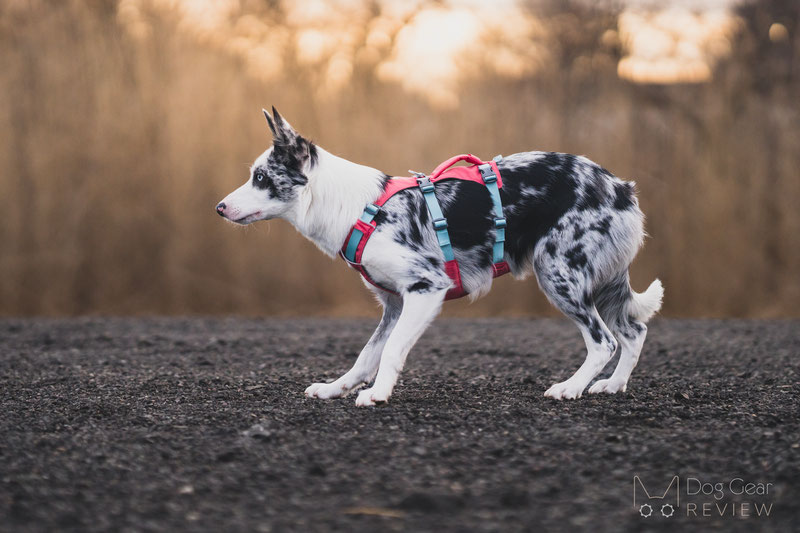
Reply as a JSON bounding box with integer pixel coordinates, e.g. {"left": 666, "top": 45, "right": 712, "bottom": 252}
{"left": 217, "top": 108, "right": 663, "bottom": 406}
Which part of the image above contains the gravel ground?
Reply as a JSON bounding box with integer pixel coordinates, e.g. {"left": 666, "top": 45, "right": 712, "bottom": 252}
{"left": 0, "top": 318, "right": 798, "bottom": 532}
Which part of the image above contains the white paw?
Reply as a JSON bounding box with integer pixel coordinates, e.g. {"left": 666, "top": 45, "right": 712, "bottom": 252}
{"left": 588, "top": 378, "right": 627, "bottom": 395}
{"left": 305, "top": 381, "right": 349, "bottom": 399}
{"left": 544, "top": 379, "right": 586, "bottom": 400}
{"left": 355, "top": 386, "right": 389, "bottom": 407}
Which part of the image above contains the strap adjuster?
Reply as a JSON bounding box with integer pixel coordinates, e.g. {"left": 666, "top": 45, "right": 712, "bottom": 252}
{"left": 364, "top": 203, "right": 379, "bottom": 215}
{"left": 495, "top": 218, "right": 507, "bottom": 229}
{"left": 433, "top": 218, "right": 448, "bottom": 231}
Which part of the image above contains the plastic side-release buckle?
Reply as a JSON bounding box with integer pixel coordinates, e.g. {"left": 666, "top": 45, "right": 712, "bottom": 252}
{"left": 416, "top": 176, "right": 435, "bottom": 193}
{"left": 479, "top": 163, "right": 496, "bottom": 183}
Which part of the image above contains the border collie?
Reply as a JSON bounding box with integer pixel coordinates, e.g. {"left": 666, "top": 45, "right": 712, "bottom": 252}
{"left": 216, "top": 108, "right": 663, "bottom": 406}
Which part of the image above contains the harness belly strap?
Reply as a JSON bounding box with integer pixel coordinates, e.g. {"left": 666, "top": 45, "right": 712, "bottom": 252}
{"left": 415, "top": 175, "right": 464, "bottom": 299}
{"left": 479, "top": 155, "right": 511, "bottom": 277}
{"left": 416, "top": 176, "right": 454, "bottom": 261}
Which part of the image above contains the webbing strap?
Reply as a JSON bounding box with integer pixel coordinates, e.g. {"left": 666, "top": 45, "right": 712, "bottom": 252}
{"left": 478, "top": 155, "right": 506, "bottom": 264}
{"left": 417, "top": 177, "right": 455, "bottom": 261}
{"left": 343, "top": 203, "right": 379, "bottom": 262}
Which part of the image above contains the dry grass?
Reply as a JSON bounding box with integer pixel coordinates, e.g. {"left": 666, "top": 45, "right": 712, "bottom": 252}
{"left": 1, "top": 0, "right": 798, "bottom": 317}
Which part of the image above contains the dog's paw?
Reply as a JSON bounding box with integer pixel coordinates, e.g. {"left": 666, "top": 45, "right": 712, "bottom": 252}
{"left": 305, "top": 382, "right": 349, "bottom": 399}
{"left": 587, "top": 378, "right": 627, "bottom": 395}
{"left": 355, "top": 387, "right": 389, "bottom": 407}
{"left": 544, "top": 380, "right": 585, "bottom": 400}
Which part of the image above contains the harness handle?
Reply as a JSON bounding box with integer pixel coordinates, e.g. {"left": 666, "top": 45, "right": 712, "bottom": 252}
{"left": 429, "top": 154, "right": 485, "bottom": 179}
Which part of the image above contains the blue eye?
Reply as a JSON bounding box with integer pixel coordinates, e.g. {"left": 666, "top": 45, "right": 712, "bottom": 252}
{"left": 255, "top": 172, "right": 265, "bottom": 182}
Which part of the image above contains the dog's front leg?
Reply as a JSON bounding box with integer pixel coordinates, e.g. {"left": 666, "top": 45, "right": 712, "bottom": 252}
{"left": 355, "top": 288, "right": 447, "bottom": 406}
{"left": 305, "top": 292, "right": 402, "bottom": 399}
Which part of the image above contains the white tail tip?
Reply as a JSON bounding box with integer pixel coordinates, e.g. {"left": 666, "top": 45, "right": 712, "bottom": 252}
{"left": 630, "top": 278, "right": 664, "bottom": 323}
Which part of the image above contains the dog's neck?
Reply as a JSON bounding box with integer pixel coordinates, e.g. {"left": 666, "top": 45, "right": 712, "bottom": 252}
{"left": 285, "top": 147, "right": 387, "bottom": 258}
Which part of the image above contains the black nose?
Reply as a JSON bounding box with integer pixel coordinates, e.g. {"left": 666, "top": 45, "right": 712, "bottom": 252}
{"left": 216, "top": 202, "right": 226, "bottom": 216}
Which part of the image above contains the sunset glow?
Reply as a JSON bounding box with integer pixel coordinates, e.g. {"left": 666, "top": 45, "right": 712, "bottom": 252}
{"left": 617, "top": 6, "right": 739, "bottom": 84}
{"left": 117, "top": 0, "right": 744, "bottom": 105}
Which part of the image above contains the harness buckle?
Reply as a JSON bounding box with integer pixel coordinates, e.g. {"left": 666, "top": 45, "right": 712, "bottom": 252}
{"left": 416, "top": 176, "right": 435, "bottom": 193}
{"left": 479, "top": 164, "right": 496, "bottom": 183}
{"left": 364, "top": 203, "right": 380, "bottom": 216}
{"left": 433, "top": 218, "right": 448, "bottom": 231}
{"left": 495, "top": 218, "right": 507, "bottom": 229}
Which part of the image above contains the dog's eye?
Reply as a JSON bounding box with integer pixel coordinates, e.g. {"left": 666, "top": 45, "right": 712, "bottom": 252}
{"left": 254, "top": 172, "right": 265, "bottom": 183}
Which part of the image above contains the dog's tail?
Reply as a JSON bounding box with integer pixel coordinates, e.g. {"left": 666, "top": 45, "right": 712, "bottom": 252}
{"left": 627, "top": 279, "right": 664, "bottom": 323}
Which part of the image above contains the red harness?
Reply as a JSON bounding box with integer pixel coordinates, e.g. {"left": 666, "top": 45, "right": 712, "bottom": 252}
{"left": 340, "top": 154, "right": 510, "bottom": 300}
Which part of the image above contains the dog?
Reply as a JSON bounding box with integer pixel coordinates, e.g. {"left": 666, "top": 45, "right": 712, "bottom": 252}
{"left": 216, "top": 108, "right": 663, "bottom": 406}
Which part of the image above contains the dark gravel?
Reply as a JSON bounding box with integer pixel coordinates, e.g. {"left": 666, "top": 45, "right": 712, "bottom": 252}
{"left": 1, "top": 318, "right": 798, "bottom": 532}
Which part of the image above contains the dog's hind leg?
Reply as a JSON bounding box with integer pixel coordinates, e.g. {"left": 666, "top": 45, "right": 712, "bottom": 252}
{"left": 589, "top": 272, "right": 661, "bottom": 394}
{"left": 355, "top": 288, "right": 447, "bottom": 406}
{"left": 588, "top": 319, "right": 646, "bottom": 394}
{"left": 535, "top": 255, "right": 618, "bottom": 400}
{"left": 305, "top": 292, "right": 402, "bottom": 399}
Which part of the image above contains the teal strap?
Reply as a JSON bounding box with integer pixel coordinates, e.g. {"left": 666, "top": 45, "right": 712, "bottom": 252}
{"left": 343, "top": 203, "right": 379, "bottom": 262}
{"left": 417, "top": 177, "right": 455, "bottom": 261}
{"left": 479, "top": 156, "right": 506, "bottom": 264}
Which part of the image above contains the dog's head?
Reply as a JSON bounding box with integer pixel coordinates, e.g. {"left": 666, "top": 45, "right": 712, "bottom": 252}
{"left": 216, "top": 107, "right": 317, "bottom": 224}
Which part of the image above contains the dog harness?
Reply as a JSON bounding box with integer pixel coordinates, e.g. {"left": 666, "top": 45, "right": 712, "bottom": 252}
{"left": 340, "top": 154, "right": 510, "bottom": 300}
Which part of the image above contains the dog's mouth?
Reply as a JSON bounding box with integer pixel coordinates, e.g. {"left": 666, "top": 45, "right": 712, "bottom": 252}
{"left": 231, "top": 212, "right": 265, "bottom": 225}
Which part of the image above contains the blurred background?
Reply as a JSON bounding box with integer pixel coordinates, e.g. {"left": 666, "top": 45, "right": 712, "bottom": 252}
{"left": 0, "top": 0, "right": 798, "bottom": 318}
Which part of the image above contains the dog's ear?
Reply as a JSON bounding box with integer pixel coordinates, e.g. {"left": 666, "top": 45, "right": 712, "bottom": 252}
{"left": 267, "top": 106, "right": 299, "bottom": 146}
{"left": 263, "top": 107, "right": 315, "bottom": 167}
{"left": 262, "top": 108, "right": 278, "bottom": 138}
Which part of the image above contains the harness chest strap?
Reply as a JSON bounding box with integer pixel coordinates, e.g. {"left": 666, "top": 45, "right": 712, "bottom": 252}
{"left": 340, "top": 154, "right": 510, "bottom": 300}
{"left": 340, "top": 203, "right": 384, "bottom": 293}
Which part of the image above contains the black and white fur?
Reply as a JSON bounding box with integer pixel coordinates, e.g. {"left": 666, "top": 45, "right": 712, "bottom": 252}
{"left": 217, "top": 108, "right": 663, "bottom": 406}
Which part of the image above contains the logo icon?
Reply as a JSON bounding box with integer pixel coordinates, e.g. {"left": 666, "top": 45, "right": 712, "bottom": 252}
{"left": 633, "top": 476, "right": 680, "bottom": 518}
